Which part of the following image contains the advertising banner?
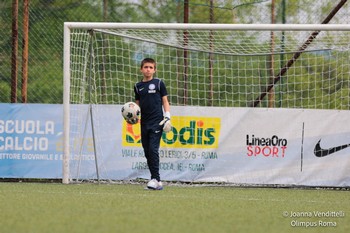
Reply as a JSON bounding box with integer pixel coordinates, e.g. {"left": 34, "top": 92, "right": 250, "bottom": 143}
{"left": 1, "top": 103, "right": 349, "bottom": 187}
{"left": 0, "top": 104, "right": 63, "bottom": 178}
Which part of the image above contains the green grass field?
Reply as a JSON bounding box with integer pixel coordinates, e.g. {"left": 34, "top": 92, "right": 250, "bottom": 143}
{"left": 0, "top": 182, "right": 349, "bottom": 233}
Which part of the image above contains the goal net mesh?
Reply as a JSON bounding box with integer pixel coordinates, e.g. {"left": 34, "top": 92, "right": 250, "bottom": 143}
{"left": 70, "top": 27, "right": 350, "bottom": 109}
{"left": 67, "top": 25, "right": 350, "bottom": 183}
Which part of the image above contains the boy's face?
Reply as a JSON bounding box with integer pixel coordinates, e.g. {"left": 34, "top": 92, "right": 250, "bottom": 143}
{"left": 141, "top": 62, "right": 156, "bottom": 79}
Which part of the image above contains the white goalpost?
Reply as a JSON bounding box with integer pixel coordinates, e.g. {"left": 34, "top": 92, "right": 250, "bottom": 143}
{"left": 63, "top": 23, "right": 350, "bottom": 184}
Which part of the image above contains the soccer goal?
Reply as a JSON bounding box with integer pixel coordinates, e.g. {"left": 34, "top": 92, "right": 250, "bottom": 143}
{"left": 63, "top": 23, "right": 350, "bottom": 184}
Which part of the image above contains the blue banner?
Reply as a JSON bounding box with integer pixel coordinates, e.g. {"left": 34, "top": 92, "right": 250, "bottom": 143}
{"left": 0, "top": 104, "right": 63, "bottom": 178}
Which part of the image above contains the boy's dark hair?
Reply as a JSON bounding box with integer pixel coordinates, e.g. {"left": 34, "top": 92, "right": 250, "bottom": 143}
{"left": 141, "top": 58, "right": 156, "bottom": 69}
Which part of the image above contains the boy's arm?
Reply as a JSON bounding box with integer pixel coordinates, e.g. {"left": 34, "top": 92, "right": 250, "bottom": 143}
{"left": 162, "top": 96, "right": 170, "bottom": 114}
{"left": 160, "top": 96, "right": 171, "bottom": 133}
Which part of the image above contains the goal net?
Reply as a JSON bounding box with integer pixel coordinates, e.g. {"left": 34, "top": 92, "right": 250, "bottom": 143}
{"left": 63, "top": 23, "right": 350, "bottom": 184}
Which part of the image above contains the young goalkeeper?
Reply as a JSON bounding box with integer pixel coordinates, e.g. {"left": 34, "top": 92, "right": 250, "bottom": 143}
{"left": 134, "top": 58, "right": 171, "bottom": 190}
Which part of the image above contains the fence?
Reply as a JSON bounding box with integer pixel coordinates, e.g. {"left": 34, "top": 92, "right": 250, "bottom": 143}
{"left": 0, "top": 0, "right": 349, "bottom": 103}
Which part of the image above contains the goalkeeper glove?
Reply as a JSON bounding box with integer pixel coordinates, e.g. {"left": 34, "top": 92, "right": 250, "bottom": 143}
{"left": 159, "top": 112, "right": 172, "bottom": 133}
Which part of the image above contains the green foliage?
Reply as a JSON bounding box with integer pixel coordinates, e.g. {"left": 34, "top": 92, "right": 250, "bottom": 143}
{"left": 0, "top": 0, "right": 350, "bottom": 110}
{"left": 0, "top": 0, "right": 179, "bottom": 103}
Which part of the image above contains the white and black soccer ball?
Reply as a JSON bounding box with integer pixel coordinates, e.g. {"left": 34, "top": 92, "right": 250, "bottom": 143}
{"left": 121, "top": 102, "right": 140, "bottom": 124}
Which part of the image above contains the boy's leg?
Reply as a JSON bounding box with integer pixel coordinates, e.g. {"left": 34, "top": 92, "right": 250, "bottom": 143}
{"left": 141, "top": 125, "right": 150, "bottom": 163}
{"left": 147, "top": 127, "right": 163, "bottom": 181}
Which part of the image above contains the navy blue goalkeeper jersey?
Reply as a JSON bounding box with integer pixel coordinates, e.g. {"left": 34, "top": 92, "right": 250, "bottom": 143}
{"left": 134, "top": 78, "right": 168, "bottom": 125}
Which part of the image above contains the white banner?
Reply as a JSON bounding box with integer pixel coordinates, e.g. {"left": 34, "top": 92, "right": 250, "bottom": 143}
{"left": 92, "top": 105, "right": 350, "bottom": 187}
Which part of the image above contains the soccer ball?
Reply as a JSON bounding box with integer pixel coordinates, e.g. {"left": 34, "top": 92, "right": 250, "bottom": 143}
{"left": 121, "top": 102, "right": 140, "bottom": 124}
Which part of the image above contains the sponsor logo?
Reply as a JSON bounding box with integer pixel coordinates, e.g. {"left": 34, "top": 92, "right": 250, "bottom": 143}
{"left": 246, "top": 134, "right": 287, "bottom": 158}
{"left": 0, "top": 120, "right": 55, "bottom": 151}
{"left": 122, "top": 122, "right": 141, "bottom": 144}
{"left": 122, "top": 116, "right": 221, "bottom": 149}
{"left": 314, "top": 139, "right": 350, "bottom": 157}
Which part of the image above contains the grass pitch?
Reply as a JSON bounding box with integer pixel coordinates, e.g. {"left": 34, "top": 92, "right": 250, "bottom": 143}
{"left": 0, "top": 182, "right": 349, "bottom": 233}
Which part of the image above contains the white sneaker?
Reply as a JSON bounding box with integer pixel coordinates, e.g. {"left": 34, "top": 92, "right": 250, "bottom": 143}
{"left": 147, "top": 179, "right": 163, "bottom": 190}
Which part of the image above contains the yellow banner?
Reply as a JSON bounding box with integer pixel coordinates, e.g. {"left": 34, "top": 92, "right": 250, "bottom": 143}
{"left": 122, "top": 116, "right": 221, "bottom": 149}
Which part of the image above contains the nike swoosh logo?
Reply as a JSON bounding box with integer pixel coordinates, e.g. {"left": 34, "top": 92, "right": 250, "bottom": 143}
{"left": 314, "top": 139, "right": 350, "bottom": 157}
{"left": 139, "top": 88, "right": 144, "bottom": 91}
{"left": 155, "top": 130, "right": 160, "bottom": 133}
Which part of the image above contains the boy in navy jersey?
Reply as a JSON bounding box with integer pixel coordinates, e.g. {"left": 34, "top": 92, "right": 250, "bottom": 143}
{"left": 134, "top": 58, "right": 171, "bottom": 190}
